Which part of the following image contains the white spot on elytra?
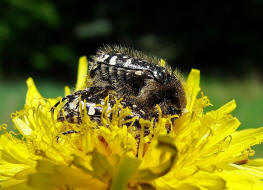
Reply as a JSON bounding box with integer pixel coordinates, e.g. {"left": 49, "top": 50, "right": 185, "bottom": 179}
{"left": 135, "top": 70, "right": 143, "bottom": 76}
{"left": 109, "top": 56, "right": 117, "bottom": 65}
{"left": 88, "top": 106, "right": 95, "bottom": 115}
{"left": 86, "top": 102, "right": 96, "bottom": 115}
{"left": 69, "top": 99, "right": 78, "bottom": 109}
{"left": 124, "top": 58, "right": 132, "bottom": 67}
{"left": 132, "top": 104, "right": 137, "bottom": 108}
{"left": 68, "top": 102, "right": 74, "bottom": 110}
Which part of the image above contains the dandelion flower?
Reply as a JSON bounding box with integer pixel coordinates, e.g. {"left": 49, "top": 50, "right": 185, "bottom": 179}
{"left": 1, "top": 56, "right": 263, "bottom": 190}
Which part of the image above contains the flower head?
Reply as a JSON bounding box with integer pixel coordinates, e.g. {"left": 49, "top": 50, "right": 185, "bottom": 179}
{"left": 1, "top": 57, "right": 263, "bottom": 190}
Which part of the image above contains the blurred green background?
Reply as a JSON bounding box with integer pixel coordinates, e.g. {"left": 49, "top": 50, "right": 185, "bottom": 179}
{"left": 0, "top": 1, "right": 263, "bottom": 157}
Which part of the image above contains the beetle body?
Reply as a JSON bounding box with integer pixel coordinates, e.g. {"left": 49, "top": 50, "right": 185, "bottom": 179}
{"left": 53, "top": 45, "right": 186, "bottom": 127}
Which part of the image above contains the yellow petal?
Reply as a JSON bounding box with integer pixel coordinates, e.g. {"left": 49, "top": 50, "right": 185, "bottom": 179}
{"left": 230, "top": 163, "right": 263, "bottom": 179}
{"left": 28, "top": 160, "right": 107, "bottom": 190}
{"left": 216, "top": 168, "right": 263, "bottom": 190}
{"left": 229, "top": 127, "right": 263, "bottom": 155}
{"left": 156, "top": 172, "right": 226, "bottom": 190}
{"left": 191, "top": 172, "right": 226, "bottom": 190}
{"left": 0, "top": 163, "right": 29, "bottom": 179}
{"left": 185, "top": 69, "right": 200, "bottom": 112}
{"left": 207, "top": 99, "right": 237, "bottom": 119}
{"left": 64, "top": 85, "right": 71, "bottom": 96}
{"left": 0, "top": 182, "right": 34, "bottom": 190}
{"left": 75, "top": 56, "right": 88, "bottom": 90}
{"left": 0, "top": 135, "right": 35, "bottom": 166}
{"left": 172, "top": 183, "right": 200, "bottom": 190}
{"left": 25, "top": 78, "right": 42, "bottom": 107}
{"left": 246, "top": 159, "right": 263, "bottom": 168}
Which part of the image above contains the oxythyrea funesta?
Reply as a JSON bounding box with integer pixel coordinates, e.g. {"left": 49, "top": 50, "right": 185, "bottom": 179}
{"left": 52, "top": 45, "right": 186, "bottom": 128}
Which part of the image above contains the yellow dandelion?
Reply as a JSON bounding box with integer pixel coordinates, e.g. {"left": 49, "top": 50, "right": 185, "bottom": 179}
{"left": 1, "top": 56, "right": 263, "bottom": 190}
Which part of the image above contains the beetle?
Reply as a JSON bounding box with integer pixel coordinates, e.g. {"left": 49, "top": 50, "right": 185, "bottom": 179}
{"left": 52, "top": 45, "right": 186, "bottom": 128}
